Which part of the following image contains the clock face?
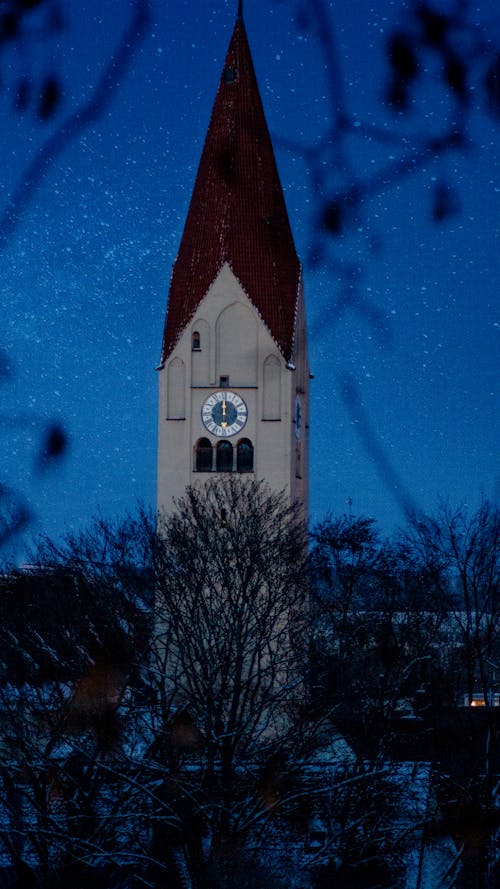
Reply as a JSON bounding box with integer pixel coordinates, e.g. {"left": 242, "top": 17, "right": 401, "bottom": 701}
{"left": 201, "top": 391, "right": 248, "bottom": 437}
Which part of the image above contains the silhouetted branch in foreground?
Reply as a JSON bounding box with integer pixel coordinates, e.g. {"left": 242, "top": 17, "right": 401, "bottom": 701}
{"left": 0, "top": 0, "right": 151, "bottom": 252}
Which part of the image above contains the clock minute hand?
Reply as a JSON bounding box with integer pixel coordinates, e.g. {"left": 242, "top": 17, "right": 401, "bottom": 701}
{"left": 221, "top": 398, "right": 227, "bottom": 427}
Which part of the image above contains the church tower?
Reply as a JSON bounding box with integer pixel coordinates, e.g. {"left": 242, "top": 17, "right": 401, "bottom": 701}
{"left": 157, "top": 6, "right": 309, "bottom": 518}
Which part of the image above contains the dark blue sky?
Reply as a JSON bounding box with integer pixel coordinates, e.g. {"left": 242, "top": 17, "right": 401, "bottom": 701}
{"left": 1, "top": 0, "right": 498, "bottom": 550}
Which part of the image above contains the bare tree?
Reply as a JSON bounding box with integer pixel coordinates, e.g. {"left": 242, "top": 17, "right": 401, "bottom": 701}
{"left": 6, "top": 497, "right": 489, "bottom": 884}
{"left": 0, "top": 510, "right": 182, "bottom": 887}
{"left": 0, "top": 673, "right": 178, "bottom": 888}
{"left": 310, "top": 513, "right": 450, "bottom": 760}
{"left": 407, "top": 499, "right": 500, "bottom": 708}
{"left": 310, "top": 515, "right": 390, "bottom": 744}
{"left": 405, "top": 499, "right": 500, "bottom": 887}
{"left": 0, "top": 510, "right": 155, "bottom": 686}
{"left": 151, "top": 478, "right": 309, "bottom": 845}
{"left": 311, "top": 514, "right": 382, "bottom": 610}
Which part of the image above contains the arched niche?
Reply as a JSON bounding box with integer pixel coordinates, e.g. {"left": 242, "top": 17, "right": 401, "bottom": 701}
{"left": 262, "top": 354, "right": 281, "bottom": 419}
{"left": 216, "top": 302, "right": 257, "bottom": 385}
{"left": 167, "top": 357, "right": 185, "bottom": 419}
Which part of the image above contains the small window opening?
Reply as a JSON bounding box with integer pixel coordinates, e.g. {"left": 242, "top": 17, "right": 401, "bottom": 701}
{"left": 237, "top": 438, "right": 254, "bottom": 473}
{"left": 219, "top": 375, "right": 229, "bottom": 386}
{"left": 223, "top": 66, "right": 238, "bottom": 85}
{"left": 216, "top": 441, "right": 233, "bottom": 472}
{"left": 192, "top": 331, "right": 201, "bottom": 351}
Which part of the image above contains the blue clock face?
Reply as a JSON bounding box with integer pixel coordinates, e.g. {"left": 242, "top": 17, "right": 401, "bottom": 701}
{"left": 212, "top": 399, "right": 237, "bottom": 428}
{"left": 202, "top": 391, "right": 248, "bottom": 437}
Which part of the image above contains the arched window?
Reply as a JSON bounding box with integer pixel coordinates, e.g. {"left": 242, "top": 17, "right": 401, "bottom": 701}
{"left": 195, "top": 438, "right": 212, "bottom": 472}
{"left": 216, "top": 441, "right": 233, "bottom": 472}
{"left": 192, "top": 330, "right": 201, "bottom": 351}
{"left": 237, "top": 438, "right": 254, "bottom": 473}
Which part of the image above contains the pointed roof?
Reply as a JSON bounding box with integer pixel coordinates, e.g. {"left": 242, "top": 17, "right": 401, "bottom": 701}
{"left": 160, "top": 13, "right": 301, "bottom": 365}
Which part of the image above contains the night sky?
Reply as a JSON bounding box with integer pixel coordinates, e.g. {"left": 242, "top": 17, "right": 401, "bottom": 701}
{"left": 1, "top": 0, "right": 498, "bottom": 552}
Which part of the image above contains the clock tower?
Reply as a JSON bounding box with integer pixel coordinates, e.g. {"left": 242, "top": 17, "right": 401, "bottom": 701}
{"left": 157, "top": 6, "right": 309, "bottom": 518}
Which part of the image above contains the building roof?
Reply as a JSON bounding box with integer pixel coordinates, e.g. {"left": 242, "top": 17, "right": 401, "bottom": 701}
{"left": 160, "top": 12, "right": 301, "bottom": 365}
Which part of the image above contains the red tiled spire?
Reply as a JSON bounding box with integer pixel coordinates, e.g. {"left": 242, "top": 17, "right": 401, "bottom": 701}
{"left": 160, "top": 14, "right": 301, "bottom": 365}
